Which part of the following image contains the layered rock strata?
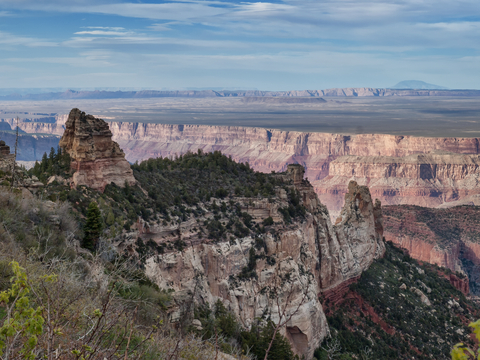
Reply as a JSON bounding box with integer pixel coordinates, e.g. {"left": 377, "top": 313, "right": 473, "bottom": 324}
{"left": 137, "top": 168, "right": 384, "bottom": 358}
{"left": 15, "top": 118, "right": 480, "bottom": 214}
{"left": 1, "top": 87, "right": 479, "bottom": 100}
{"left": 383, "top": 205, "right": 480, "bottom": 294}
{"left": 316, "top": 151, "right": 480, "bottom": 217}
{"left": 59, "top": 109, "right": 135, "bottom": 192}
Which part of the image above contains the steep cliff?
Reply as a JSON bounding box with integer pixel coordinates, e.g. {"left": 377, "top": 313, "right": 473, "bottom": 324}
{"left": 316, "top": 151, "right": 480, "bottom": 217}
{"left": 104, "top": 122, "right": 480, "bottom": 217}
{"left": 136, "top": 163, "right": 384, "bottom": 358}
{"left": 383, "top": 205, "right": 480, "bottom": 294}
{"left": 59, "top": 108, "right": 136, "bottom": 192}
{"left": 16, "top": 117, "right": 480, "bottom": 215}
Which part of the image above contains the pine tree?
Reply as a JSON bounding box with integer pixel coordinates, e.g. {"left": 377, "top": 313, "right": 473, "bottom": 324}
{"left": 83, "top": 202, "right": 103, "bottom": 251}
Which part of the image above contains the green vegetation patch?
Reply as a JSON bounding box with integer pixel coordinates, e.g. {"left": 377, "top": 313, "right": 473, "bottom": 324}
{"left": 316, "top": 242, "right": 480, "bottom": 360}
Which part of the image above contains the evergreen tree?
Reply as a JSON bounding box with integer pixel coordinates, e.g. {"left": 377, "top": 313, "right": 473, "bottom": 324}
{"left": 40, "top": 152, "right": 48, "bottom": 173}
{"left": 106, "top": 210, "right": 115, "bottom": 226}
{"left": 83, "top": 202, "right": 103, "bottom": 251}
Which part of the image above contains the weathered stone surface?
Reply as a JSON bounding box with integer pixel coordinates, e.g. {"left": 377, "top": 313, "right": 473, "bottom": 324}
{"left": 59, "top": 108, "right": 135, "bottom": 192}
{"left": 0, "top": 140, "right": 10, "bottom": 156}
{"left": 0, "top": 139, "right": 14, "bottom": 171}
{"left": 139, "top": 167, "right": 384, "bottom": 359}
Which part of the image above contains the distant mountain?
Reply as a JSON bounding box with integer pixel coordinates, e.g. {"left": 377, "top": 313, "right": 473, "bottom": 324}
{"left": 390, "top": 80, "right": 448, "bottom": 90}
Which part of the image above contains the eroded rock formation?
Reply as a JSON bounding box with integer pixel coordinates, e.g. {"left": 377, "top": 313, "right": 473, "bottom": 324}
{"left": 59, "top": 108, "right": 135, "bottom": 192}
{"left": 317, "top": 151, "right": 480, "bottom": 217}
{"left": 136, "top": 167, "right": 384, "bottom": 358}
{"left": 383, "top": 205, "right": 480, "bottom": 294}
{"left": 0, "top": 140, "right": 13, "bottom": 171}
{"left": 15, "top": 118, "right": 480, "bottom": 216}
{"left": 103, "top": 124, "right": 480, "bottom": 218}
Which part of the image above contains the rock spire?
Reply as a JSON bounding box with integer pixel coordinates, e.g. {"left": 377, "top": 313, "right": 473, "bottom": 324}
{"left": 59, "top": 108, "right": 135, "bottom": 192}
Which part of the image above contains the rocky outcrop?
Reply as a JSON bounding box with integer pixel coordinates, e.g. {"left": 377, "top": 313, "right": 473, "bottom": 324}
{"left": 0, "top": 140, "right": 13, "bottom": 171}
{"left": 383, "top": 205, "right": 480, "bottom": 295}
{"left": 59, "top": 108, "right": 135, "bottom": 192}
{"left": 0, "top": 140, "right": 10, "bottom": 156}
{"left": 138, "top": 167, "right": 384, "bottom": 358}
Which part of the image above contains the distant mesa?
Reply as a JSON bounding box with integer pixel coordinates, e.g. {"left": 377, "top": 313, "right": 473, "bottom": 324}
{"left": 390, "top": 80, "right": 448, "bottom": 90}
{"left": 242, "top": 97, "right": 327, "bottom": 104}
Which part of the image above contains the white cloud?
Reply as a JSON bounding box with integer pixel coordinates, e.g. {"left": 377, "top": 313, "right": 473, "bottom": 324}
{"left": 75, "top": 30, "right": 133, "bottom": 36}
{"left": 0, "top": 31, "right": 58, "bottom": 47}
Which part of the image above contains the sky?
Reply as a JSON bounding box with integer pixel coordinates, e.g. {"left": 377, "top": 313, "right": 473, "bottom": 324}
{"left": 0, "top": 0, "right": 479, "bottom": 90}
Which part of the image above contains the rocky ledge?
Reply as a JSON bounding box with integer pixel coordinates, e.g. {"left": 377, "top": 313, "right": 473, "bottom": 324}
{"left": 59, "top": 108, "right": 135, "bottom": 192}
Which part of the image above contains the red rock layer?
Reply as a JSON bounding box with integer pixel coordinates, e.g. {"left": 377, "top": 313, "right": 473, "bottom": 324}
{"left": 449, "top": 274, "right": 469, "bottom": 295}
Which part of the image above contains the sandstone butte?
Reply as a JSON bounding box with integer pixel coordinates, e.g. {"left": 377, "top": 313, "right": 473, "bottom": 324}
{"left": 135, "top": 163, "right": 385, "bottom": 359}
{"left": 58, "top": 108, "right": 136, "bottom": 192}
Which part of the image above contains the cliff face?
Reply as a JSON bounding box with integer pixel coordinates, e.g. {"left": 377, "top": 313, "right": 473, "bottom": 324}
{"left": 105, "top": 122, "right": 480, "bottom": 217}
{"left": 316, "top": 152, "right": 480, "bottom": 217}
{"left": 0, "top": 132, "right": 59, "bottom": 161}
{"left": 14, "top": 118, "right": 480, "bottom": 215}
{"left": 383, "top": 205, "right": 480, "bottom": 295}
{"left": 1, "top": 87, "right": 480, "bottom": 100}
{"left": 139, "top": 167, "right": 384, "bottom": 358}
{"left": 59, "top": 109, "right": 135, "bottom": 192}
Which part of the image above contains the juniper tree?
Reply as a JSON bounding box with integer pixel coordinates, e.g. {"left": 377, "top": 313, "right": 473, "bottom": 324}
{"left": 83, "top": 201, "right": 103, "bottom": 251}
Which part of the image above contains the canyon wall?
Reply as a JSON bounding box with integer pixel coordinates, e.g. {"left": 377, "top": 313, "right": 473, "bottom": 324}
{"left": 0, "top": 131, "right": 60, "bottom": 161}
{"left": 106, "top": 122, "right": 480, "bottom": 217}
{"left": 8, "top": 118, "right": 480, "bottom": 217}
{"left": 59, "top": 109, "right": 135, "bottom": 192}
{"left": 138, "top": 166, "right": 384, "bottom": 358}
{"left": 317, "top": 152, "right": 480, "bottom": 217}
{"left": 383, "top": 205, "right": 480, "bottom": 294}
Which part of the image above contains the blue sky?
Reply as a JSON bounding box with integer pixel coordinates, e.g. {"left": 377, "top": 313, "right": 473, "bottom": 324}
{"left": 0, "top": 0, "right": 479, "bottom": 90}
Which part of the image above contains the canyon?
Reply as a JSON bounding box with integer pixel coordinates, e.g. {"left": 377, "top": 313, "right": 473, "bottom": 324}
{"left": 383, "top": 205, "right": 479, "bottom": 295}
{"left": 4, "top": 106, "right": 477, "bottom": 358}
{"left": 106, "top": 122, "right": 480, "bottom": 219}
{"left": 46, "top": 109, "right": 387, "bottom": 358}
{"left": 4, "top": 117, "right": 480, "bottom": 218}
{"left": 137, "top": 166, "right": 385, "bottom": 358}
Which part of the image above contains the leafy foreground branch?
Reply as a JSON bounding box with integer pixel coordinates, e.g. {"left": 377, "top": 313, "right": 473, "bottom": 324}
{"left": 452, "top": 320, "right": 480, "bottom": 360}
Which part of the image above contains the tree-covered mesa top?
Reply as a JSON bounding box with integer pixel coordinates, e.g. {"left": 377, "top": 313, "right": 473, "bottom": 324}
{"left": 28, "top": 149, "right": 305, "bottom": 247}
